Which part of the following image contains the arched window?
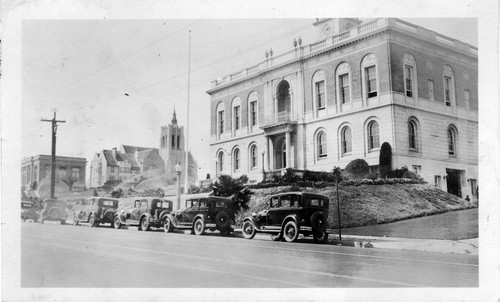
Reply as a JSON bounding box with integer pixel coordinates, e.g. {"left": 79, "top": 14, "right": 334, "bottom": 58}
{"left": 408, "top": 119, "right": 418, "bottom": 150}
{"left": 233, "top": 148, "right": 240, "bottom": 171}
{"left": 336, "top": 62, "right": 351, "bottom": 105}
{"left": 217, "top": 151, "right": 224, "bottom": 175}
{"left": 367, "top": 121, "right": 380, "bottom": 150}
{"left": 403, "top": 53, "right": 417, "bottom": 98}
{"left": 341, "top": 126, "right": 352, "bottom": 155}
{"left": 249, "top": 144, "right": 258, "bottom": 169}
{"left": 361, "top": 54, "right": 378, "bottom": 99}
{"left": 317, "top": 131, "right": 327, "bottom": 158}
{"left": 443, "top": 65, "right": 455, "bottom": 107}
{"left": 448, "top": 126, "right": 457, "bottom": 156}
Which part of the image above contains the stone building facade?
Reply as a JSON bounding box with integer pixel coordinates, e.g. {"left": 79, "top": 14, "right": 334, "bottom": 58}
{"left": 207, "top": 18, "right": 478, "bottom": 199}
{"left": 21, "top": 155, "right": 87, "bottom": 192}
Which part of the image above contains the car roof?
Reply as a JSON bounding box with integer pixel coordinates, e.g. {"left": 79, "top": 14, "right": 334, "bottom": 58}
{"left": 269, "top": 192, "right": 330, "bottom": 199}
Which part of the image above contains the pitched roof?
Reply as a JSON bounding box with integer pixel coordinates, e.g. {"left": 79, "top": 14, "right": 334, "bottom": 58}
{"left": 121, "top": 145, "right": 157, "bottom": 154}
{"left": 102, "top": 150, "right": 118, "bottom": 166}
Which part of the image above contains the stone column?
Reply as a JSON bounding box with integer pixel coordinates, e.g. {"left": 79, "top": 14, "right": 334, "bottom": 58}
{"left": 273, "top": 96, "right": 278, "bottom": 123}
{"left": 286, "top": 131, "right": 291, "bottom": 168}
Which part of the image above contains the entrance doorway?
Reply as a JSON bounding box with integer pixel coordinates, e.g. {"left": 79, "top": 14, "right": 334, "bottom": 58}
{"left": 274, "top": 137, "right": 286, "bottom": 170}
{"left": 446, "top": 169, "right": 462, "bottom": 198}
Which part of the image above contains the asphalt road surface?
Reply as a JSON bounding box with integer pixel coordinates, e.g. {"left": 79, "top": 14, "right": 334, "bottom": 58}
{"left": 21, "top": 222, "right": 478, "bottom": 288}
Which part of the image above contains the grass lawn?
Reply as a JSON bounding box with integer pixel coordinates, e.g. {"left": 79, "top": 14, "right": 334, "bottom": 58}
{"left": 341, "top": 208, "right": 478, "bottom": 240}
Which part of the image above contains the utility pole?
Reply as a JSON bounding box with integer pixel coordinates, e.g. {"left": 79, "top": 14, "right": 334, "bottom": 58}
{"left": 42, "top": 110, "right": 66, "bottom": 198}
{"left": 184, "top": 30, "right": 191, "bottom": 193}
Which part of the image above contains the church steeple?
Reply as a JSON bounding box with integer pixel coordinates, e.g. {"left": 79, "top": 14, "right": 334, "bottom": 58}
{"left": 171, "top": 108, "right": 178, "bottom": 125}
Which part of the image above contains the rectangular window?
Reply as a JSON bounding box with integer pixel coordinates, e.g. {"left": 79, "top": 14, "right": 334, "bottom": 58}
{"left": 234, "top": 106, "right": 240, "bottom": 130}
{"left": 218, "top": 110, "right": 224, "bottom": 134}
{"left": 72, "top": 168, "right": 80, "bottom": 179}
{"left": 405, "top": 65, "right": 413, "bottom": 97}
{"left": 339, "top": 74, "right": 350, "bottom": 104}
{"left": 464, "top": 90, "right": 470, "bottom": 109}
{"left": 428, "top": 80, "right": 435, "bottom": 101}
{"left": 58, "top": 166, "right": 66, "bottom": 179}
{"left": 412, "top": 165, "right": 421, "bottom": 175}
{"left": 444, "top": 76, "right": 451, "bottom": 106}
{"left": 434, "top": 175, "right": 441, "bottom": 187}
{"left": 366, "top": 66, "right": 377, "bottom": 98}
{"left": 250, "top": 101, "right": 257, "bottom": 126}
{"left": 177, "top": 136, "right": 181, "bottom": 149}
{"left": 316, "top": 81, "right": 325, "bottom": 109}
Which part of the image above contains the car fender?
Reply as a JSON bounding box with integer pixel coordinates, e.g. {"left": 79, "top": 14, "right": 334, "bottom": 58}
{"left": 243, "top": 217, "right": 263, "bottom": 231}
{"left": 114, "top": 213, "right": 126, "bottom": 224}
{"left": 193, "top": 214, "right": 206, "bottom": 223}
{"left": 280, "top": 214, "right": 299, "bottom": 230}
{"left": 164, "top": 213, "right": 180, "bottom": 227}
{"left": 140, "top": 213, "right": 152, "bottom": 223}
{"left": 158, "top": 210, "right": 170, "bottom": 221}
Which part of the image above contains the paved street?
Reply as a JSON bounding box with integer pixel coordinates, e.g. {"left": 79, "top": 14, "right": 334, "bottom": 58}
{"left": 21, "top": 222, "right": 478, "bottom": 288}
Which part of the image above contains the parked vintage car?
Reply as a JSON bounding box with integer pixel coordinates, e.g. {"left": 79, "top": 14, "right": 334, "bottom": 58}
{"left": 21, "top": 201, "right": 40, "bottom": 222}
{"left": 163, "top": 194, "right": 235, "bottom": 235}
{"left": 113, "top": 197, "right": 173, "bottom": 231}
{"left": 40, "top": 198, "right": 68, "bottom": 224}
{"left": 73, "top": 197, "right": 119, "bottom": 227}
{"left": 241, "top": 192, "right": 331, "bottom": 243}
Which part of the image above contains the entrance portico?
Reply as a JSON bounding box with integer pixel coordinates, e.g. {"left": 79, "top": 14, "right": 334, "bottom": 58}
{"left": 262, "top": 123, "right": 296, "bottom": 171}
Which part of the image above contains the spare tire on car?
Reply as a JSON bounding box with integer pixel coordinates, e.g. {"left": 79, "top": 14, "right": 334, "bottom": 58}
{"left": 215, "top": 211, "right": 230, "bottom": 229}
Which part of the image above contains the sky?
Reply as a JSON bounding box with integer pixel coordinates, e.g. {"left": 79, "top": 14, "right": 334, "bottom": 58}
{"left": 21, "top": 18, "right": 478, "bottom": 181}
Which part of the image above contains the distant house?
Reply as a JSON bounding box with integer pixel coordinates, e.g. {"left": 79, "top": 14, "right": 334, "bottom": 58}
{"left": 89, "top": 145, "right": 164, "bottom": 188}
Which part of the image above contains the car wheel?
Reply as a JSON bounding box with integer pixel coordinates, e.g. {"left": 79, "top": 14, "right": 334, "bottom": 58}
{"left": 215, "top": 212, "right": 230, "bottom": 229}
{"left": 283, "top": 221, "right": 299, "bottom": 242}
{"left": 193, "top": 219, "right": 205, "bottom": 236}
{"left": 49, "top": 209, "right": 60, "bottom": 220}
{"left": 270, "top": 233, "right": 283, "bottom": 241}
{"left": 113, "top": 217, "right": 122, "bottom": 229}
{"left": 141, "top": 217, "right": 150, "bottom": 232}
{"left": 89, "top": 214, "right": 97, "bottom": 227}
{"left": 313, "top": 231, "right": 329, "bottom": 244}
{"left": 242, "top": 220, "right": 256, "bottom": 239}
{"left": 60, "top": 220, "right": 66, "bottom": 225}
{"left": 163, "top": 217, "right": 173, "bottom": 233}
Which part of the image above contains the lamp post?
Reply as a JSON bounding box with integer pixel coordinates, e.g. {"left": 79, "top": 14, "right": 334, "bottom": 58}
{"left": 175, "top": 162, "right": 182, "bottom": 210}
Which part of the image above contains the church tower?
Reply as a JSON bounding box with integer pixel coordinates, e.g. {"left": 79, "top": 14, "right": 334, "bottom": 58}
{"left": 159, "top": 110, "right": 185, "bottom": 180}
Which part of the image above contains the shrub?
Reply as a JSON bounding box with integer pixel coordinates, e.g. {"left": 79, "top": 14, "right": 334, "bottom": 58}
{"left": 365, "top": 172, "right": 379, "bottom": 180}
{"left": 379, "top": 142, "right": 392, "bottom": 178}
{"left": 344, "top": 159, "right": 370, "bottom": 180}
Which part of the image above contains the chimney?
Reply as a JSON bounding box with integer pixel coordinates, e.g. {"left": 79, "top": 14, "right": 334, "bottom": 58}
{"left": 112, "top": 147, "right": 117, "bottom": 159}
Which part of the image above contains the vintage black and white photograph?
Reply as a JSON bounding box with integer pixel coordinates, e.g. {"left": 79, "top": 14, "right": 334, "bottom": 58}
{"left": 2, "top": 0, "right": 499, "bottom": 301}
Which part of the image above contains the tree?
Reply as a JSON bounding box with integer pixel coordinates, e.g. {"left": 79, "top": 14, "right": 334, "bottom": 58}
{"left": 211, "top": 175, "right": 253, "bottom": 213}
{"left": 62, "top": 177, "right": 77, "bottom": 191}
{"left": 379, "top": 142, "right": 392, "bottom": 178}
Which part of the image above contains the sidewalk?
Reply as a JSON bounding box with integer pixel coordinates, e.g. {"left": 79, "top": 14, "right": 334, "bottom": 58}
{"left": 328, "top": 234, "right": 479, "bottom": 255}
{"left": 235, "top": 229, "right": 478, "bottom": 255}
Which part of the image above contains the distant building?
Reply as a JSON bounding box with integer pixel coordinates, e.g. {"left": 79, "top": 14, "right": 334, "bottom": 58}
{"left": 89, "top": 145, "right": 164, "bottom": 188}
{"left": 89, "top": 111, "right": 198, "bottom": 188}
{"left": 159, "top": 110, "right": 198, "bottom": 188}
{"left": 21, "top": 155, "right": 87, "bottom": 192}
{"left": 207, "top": 18, "right": 478, "bottom": 199}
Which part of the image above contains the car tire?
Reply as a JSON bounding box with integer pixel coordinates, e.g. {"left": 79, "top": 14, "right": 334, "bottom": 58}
{"left": 49, "top": 209, "right": 59, "bottom": 220}
{"left": 163, "top": 217, "right": 173, "bottom": 233}
{"left": 310, "top": 211, "right": 325, "bottom": 230}
{"left": 193, "top": 219, "right": 205, "bottom": 236}
{"left": 60, "top": 220, "right": 66, "bottom": 225}
{"left": 283, "top": 221, "right": 299, "bottom": 242}
{"left": 313, "top": 231, "right": 329, "bottom": 244}
{"left": 141, "top": 217, "right": 150, "bottom": 232}
{"left": 89, "top": 214, "right": 97, "bottom": 227}
{"left": 242, "top": 220, "right": 256, "bottom": 239}
{"left": 215, "top": 212, "right": 230, "bottom": 229}
{"left": 270, "top": 233, "right": 283, "bottom": 241}
{"left": 113, "top": 216, "right": 122, "bottom": 229}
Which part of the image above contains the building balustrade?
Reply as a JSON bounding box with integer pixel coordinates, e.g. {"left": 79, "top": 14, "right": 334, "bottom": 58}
{"left": 209, "top": 18, "right": 477, "bottom": 89}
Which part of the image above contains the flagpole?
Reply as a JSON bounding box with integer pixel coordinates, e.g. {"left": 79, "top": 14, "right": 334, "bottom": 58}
{"left": 184, "top": 30, "right": 191, "bottom": 193}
